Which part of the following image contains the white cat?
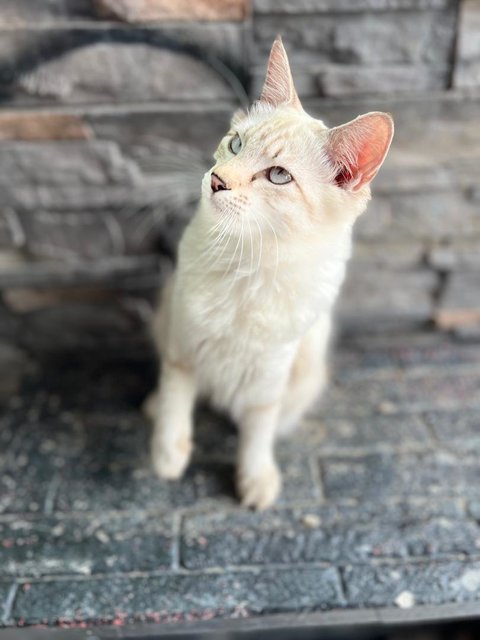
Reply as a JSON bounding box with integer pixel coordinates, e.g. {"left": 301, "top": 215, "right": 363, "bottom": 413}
{"left": 146, "top": 37, "right": 393, "bottom": 510}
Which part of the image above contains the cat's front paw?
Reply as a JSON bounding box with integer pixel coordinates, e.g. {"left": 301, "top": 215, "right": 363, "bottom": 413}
{"left": 151, "top": 436, "right": 192, "bottom": 480}
{"left": 237, "top": 463, "right": 282, "bottom": 511}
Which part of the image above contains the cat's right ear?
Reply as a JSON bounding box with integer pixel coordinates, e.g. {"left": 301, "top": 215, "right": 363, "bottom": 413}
{"left": 259, "top": 36, "right": 302, "bottom": 110}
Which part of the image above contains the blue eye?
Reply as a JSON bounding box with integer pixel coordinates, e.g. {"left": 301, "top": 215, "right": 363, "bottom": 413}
{"left": 267, "top": 166, "right": 292, "bottom": 185}
{"left": 229, "top": 134, "right": 242, "bottom": 155}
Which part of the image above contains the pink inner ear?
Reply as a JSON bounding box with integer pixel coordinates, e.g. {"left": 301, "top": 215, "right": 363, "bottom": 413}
{"left": 329, "top": 113, "right": 394, "bottom": 191}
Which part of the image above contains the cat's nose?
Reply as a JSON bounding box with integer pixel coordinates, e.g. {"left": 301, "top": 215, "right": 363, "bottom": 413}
{"left": 211, "top": 172, "right": 230, "bottom": 193}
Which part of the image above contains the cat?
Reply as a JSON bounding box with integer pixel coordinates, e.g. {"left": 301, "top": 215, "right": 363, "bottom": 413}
{"left": 145, "top": 37, "right": 393, "bottom": 510}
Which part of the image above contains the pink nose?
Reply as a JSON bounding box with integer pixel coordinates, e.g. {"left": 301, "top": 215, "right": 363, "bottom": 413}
{"left": 211, "top": 172, "right": 229, "bottom": 193}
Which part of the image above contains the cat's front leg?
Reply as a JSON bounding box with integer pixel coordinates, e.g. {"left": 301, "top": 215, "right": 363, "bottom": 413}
{"left": 237, "top": 403, "right": 282, "bottom": 510}
{"left": 151, "top": 360, "right": 196, "bottom": 480}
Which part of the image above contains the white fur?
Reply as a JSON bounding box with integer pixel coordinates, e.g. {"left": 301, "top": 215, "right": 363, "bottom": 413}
{"left": 147, "top": 39, "right": 393, "bottom": 509}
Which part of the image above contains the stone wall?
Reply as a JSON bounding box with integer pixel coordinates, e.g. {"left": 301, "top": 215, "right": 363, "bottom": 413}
{"left": 0, "top": 0, "right": 479, "bottom": 354}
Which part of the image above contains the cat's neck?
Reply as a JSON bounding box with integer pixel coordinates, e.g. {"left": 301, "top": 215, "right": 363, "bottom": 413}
{"left": 182, "top": 202, "right": 352, "bottom": 280}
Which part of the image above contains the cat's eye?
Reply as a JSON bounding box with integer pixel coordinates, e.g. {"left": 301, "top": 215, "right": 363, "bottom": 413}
{"left": 267, "top": 166, "right": 292, "bottom": 185}
{"left": 229, "top": 134, "right": 242, "bottom": 155}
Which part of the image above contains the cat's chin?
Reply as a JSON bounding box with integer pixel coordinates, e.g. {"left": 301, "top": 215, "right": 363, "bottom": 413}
{"left": 207, "top": 193, "right": 239, "bottom": 216}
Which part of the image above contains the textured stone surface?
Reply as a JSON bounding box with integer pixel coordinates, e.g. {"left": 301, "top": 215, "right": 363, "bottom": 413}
{"left": 254, "top": 11, "right": 455, "bottom": 65}
{"left": 1, "top": 26, "right": 246, "bottom": 106}
{"left": 435, "top": 272, "right": 480, "bottom": 330}
{"left": 2, "top": 334, "right": 480, "bottom": 626}
{"left": 254, "top": 0, "right": 455, "bottom": 13}
{"left": 453, "top": 0, "right": 480, "bottom": 89}
{"left": 12, "top": 567, "right": 344, "bottom": 625}
{"left": 315, "top": 65, "right": 449, "bottom": 97}
{"left": 15, "top": 43, "right": 234, "bottom": 105}
{"left": 181, "top": 499, "right": 476, "bottom": 569}
{"left": 429, "top": 240, "right": 480, "bottom": 270}
{"left": 0, "top": 512, "right": 174, "bottom": 578}
{"left": 94, "top": 0, "right": 249, "bottom": 22}
{"left": 339, "top": 268, "right": 437, "bottom": 327}
{"left": 0, "top": 92, "right": 478, "bottom": 343}
{"left": 0, "top": 1, "right": 93, "bottom": 25}
{"left": 321, "top": 372, "right": 480, "bottom": 418}
{"left": 425, "top": 410, "right": 480, "bottom": 453}
{"left": 343, "top": 561, "right": 480, "bottom": 607}
{"left": 350, "top": 241, "right": 424, "bottom": 269}
{"left": 253, "top": 7, "right": 455, "bottom": 96}
{"left": 322, "top": 452, "right": 480, "bottom": 500}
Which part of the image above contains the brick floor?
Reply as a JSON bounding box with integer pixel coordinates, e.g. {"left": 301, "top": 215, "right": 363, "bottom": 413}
{"left": 1, "top": 332, "right": 480, "bottom": 628}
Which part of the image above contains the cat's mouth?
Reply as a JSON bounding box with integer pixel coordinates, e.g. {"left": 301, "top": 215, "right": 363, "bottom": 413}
{"left": 209, "top": 191, "right": 245, "bottom": 217}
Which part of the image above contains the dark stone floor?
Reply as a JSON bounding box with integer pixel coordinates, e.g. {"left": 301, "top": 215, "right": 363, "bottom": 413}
{"left": 1, "top": 331, "right": 480, "bottom": 630}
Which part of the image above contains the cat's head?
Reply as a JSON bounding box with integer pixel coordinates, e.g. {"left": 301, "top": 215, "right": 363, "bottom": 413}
{"left": 202, "top": 37, "right": 393, "bottom": 240}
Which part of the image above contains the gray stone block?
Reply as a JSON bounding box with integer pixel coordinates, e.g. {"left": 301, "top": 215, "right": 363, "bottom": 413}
{"left": 316, "top": 64, "right": 449, "bottom": 97}
{"left": 3, "top": 295, "right": 152, "bottom": 352}
{"left": 429, "top": 240, "right": 480, "bottom": 270}
{"left": 435, "top": 271, "right": 480, "bottom": 331}
{"left": 254, "top": 0, "right": 455, "bottom": 13}
{"left": 387, "top": 192, "right": 480, "bottom": 240}
{"left": 0, "top": 0, "right": 93, "bottom": 25}
{"left": 338, "top": 267, "right": 437, "bottom": 325}
{"left": 0, "top": 512, "right": 174, "bottom": 578}
{"left": 11, "top": 567, "right": 344, "bottom": 625}
{"left": 303, "top": 413, "right": 432, "bottom": 454}
{"left": 322, "top": 452, "right": 480, "bottom": 500}
{"left": 343, "top": 561, "right": 480, "bottom": 607}
{"left": 335, "top": 336, "right": 480, "bottom": 375}
{"left": 350, "top": 240, "right": 424, "bottom": 269}
{"left": 253, "top": 10, "right": 455, "bottom": 65}
{"left": 425, "top": 410, "right": 480, "bottom": 453}
{"left": 16, "top": 43, "right": 234, "bottom": 104}
{"left": 321, "top": 370, "right": 480, "bottom": 418}
{"left": 0, "top": 140, "right": 140, "bottom": 202}
{"left": 252, "top": 8, "right": 455, "bottom": 96}
{"left": 1, "top": 25, "right": 247, "bottom": 106}
{"left": 181, "top": 499, "right": 473, "bottom": 569}
{"left": 0, "top": 255, "right": 163, "bottom": 288}
{"left": 453, "top": 0, "right": 480, "bottom": 89}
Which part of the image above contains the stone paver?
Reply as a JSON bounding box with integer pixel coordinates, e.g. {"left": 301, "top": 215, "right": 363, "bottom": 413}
{"left": 11, "top": 568, "right": 344, "bottom": 626}
{"left": 1, "top": 332, "right": 480, "bottom": 628}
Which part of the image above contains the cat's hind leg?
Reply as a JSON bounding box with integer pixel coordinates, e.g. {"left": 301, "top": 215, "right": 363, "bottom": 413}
{"left": 277, "top": 314, "right": 331, "bottom": 436}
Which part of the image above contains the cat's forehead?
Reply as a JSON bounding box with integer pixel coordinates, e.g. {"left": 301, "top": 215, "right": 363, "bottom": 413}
{"left": 235, "top": 104, "right": 328, "bottom": 157}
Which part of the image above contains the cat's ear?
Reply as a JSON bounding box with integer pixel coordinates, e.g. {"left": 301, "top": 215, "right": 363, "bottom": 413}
{"left": 260, "top": 36, "right": 302, "bottom": 110}
{"left": 326, "top": 112, "right": 394, "bottom": 192}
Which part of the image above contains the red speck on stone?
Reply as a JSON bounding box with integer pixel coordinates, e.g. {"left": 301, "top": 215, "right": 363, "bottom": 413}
{"left": 112, "top": 611, "right": 127, "bottom": 626}
{"left": 22, "top": 583, "right": 31, "bottom": 591}
{"left": 197, "top": 536, "right": 208, "bottom": 546}
{"left": 17, "top": 619, "right": 25, "bottom": 627}
{"left": 2, "top": 538, "right": 14, "bottom": 548}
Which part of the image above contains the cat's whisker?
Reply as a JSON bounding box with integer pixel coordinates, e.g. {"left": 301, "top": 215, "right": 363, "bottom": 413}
{"left": 188, "top": 215, "right": 233, "bottom": 272}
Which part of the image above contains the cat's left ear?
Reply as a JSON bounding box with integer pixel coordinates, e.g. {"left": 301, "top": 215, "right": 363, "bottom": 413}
{"left": 260, "top": 36, "right": 302, "bottom": 110}
{"left": 327, "top": 112, "right": 394, "bottom": 192}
